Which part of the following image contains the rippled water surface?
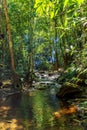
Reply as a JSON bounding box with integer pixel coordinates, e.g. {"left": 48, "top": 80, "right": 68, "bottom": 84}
{"left": 0, "top": 88, "right": 84, "bottom": 130}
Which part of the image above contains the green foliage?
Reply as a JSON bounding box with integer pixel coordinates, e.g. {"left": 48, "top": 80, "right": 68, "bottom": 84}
{"left": 0, "top": 0, "right": 87, "bottom": 74}
{"left": 38, "top": 60, "right": 52, "bottom": 70}
{"left": 79, "top": 101, "right": 87, "bottom": 107}
{"left": 81, "top": 44, "right": 87, "bottom": 68}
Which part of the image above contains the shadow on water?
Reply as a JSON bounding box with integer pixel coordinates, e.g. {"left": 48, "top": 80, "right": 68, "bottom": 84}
{"left": 0, "top": 88, "right": 84, "bottom": 130}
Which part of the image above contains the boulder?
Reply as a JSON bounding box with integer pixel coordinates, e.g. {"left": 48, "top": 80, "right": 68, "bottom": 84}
{"left": 57, "top": 82, "right": 82, "bottom": 99}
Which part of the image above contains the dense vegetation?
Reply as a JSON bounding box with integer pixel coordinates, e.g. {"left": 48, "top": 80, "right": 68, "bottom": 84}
{"left": 0, "top": 1, "right": 87, "bottom": 130}
{"left": 0, "top": 0, "right": 87, "bottom": 90}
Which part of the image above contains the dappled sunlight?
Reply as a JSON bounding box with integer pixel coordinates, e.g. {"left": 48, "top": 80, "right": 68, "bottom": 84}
{"left": 0, "top": 106, "right": 10, "bottom": 119}
{"left": 0, "top": 106, "right": 10, "bottom": 111}
{"left": 0, "top": 106, "right": 24, "bottom": 130}
{"left": 0, "top": 0, "right": 86, "bottom": 130}
{"left": 0, "top": 90, "right": 84, "bottom": 130}
{"left": 0, "top": 118, "right": 24, "bottom": 130}
{"left": 2, "top": 80, "right": 12, "bottom": 85}
{"left": 54, "top": 106, "right": 78, "bottom": 118}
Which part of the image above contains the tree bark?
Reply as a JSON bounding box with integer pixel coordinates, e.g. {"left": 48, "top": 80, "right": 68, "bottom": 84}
{"left": 54, "top": 18, "right": 59, "bottom": 69}
{"left": 3, "top": 0, "right": 15, "bottom": 72}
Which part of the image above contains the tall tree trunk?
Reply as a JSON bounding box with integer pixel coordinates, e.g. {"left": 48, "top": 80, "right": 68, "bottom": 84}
{"left": 80, "top": 7, "right": 85, "bottom": 47}
{"left": 3, "top": 0, "right": 15, "bottom": 72}
{"left": 54, "top": 18, "right": 59, "bottom": 69}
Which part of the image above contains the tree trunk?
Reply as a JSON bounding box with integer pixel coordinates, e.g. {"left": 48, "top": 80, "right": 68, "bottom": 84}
{"left": 54, "top": 18, "right": 59, "bottom": 69}
{"left": 3, "top": 0, "right": 15, "bottom": 72}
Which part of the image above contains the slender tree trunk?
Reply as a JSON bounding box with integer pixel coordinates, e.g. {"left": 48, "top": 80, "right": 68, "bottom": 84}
{"left": 80, "top": 7, "right": 85, "bottom": 47}
{"left": 54, "top": 18, "right": 59, "bottom": 69}
{"left": 3, "top": 0, "right": 15, "bottom": 72}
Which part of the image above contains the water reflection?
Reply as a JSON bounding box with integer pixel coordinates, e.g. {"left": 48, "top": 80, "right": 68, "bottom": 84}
{"left": 8, "top": 93, "right": 22, "bottom": 108}
{"left": 48, "top": 88, "right": 60, "bottom": 111}
{"left": 2, "top": 89, "right": 84, "bottom": 130}
{"left": 32, "top": 90, "right": 55, "bottom": 129}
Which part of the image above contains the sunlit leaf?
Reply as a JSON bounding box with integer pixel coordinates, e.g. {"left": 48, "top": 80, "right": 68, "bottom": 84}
{"left": 50, "top": 11, "right": 54, "bottom": 19}
{"left": 77, "top": 0, "right": 84, "bottom": 5}
{"left": 63, "top": 0, "right": 69, "bottom": 8}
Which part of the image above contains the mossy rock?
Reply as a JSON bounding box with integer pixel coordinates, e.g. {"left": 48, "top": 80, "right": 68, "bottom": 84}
{"left": 57, "top": 82, "right": 82, "bottom": 98}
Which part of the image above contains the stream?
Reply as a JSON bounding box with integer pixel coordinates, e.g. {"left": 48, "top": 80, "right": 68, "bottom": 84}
{"left": 0, "top": 71, "right": 85, "bottom": 130}
{"left": 0, "top": 88, "right": 84, "bottom": 130}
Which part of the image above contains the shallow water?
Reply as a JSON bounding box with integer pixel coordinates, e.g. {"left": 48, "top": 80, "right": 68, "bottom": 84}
{"left": 0, "top": 88, "right": 84, "bottom": 130}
